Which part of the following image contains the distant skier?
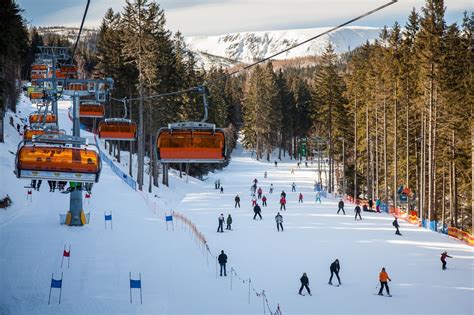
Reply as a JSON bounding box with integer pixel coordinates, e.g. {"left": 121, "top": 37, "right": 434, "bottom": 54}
{"left": 328, "top": 259, "right": 341, "bottom": 286}
{"left": 368, "top": 199, "right": 374, "bottom": 211}
{"left": 235, "top": 194, "right": 241, "bottom": 208}
{"left": 291, "top": 168, "right": 294, "bottom": 174}
{"left": 274, "top": 160, "right": 278, "bottom": 167}
{"left": 305, "top": 161, "right": 308, "bottom": 167}
{"left": 218, "top": 250, "right": 228, "bottom": 276}
{"left": 298, "top": 193, "right": 303, "bottom": 203}
{"left": 251, "top": 183, "right": 257, "bottom": 195}
{"left": 354, "top": 205, "right": 362, "bottom": 220}
{"left": 291, "top": 182, "right": 296, "bottom": 192}
{"left": 298, "top": 273, "right": 311, "bottom": 296}
{"left": 297, "top": 162, "right": 301, "bottom": 169}
{"left": 217, "top": 179, "right": 221, "bottom": 189}
{"left": 279, "top": 196, "right": 286, "bottom": 210}
{"left": 253, "top": 203, "right": 262, "bottom": 220}
{"left": 440, "top": 251, "right": 452, "bottom": 270}
{"left": 264, "top": 171, "right": 267, "bottom": 178}
{"left": 269, "top": 184, "right": 274, "bottom": 194}
{"left": 16, "top": 123, "right": 20, "bottom": 133}
{"left": 217, "top": 214, "right": 225, "bottom": 233}
{"left": 253, "top": 178, "right": 258, "bottom": 185}
{"left": 275, "top": 212, "right": 283, "bottom": 231}
{"left": 220, "top": 186, "right": 224, "bottom": 194}
{"left": 215, "top": 180, "right": 218, "bottom": 189}
{"left": 315, "top": 192, "right": 322, "bottom": 203}
{"left": 251, "top": 195, "right": 257, "bottom": 207}
{"left": 378, "top": 267, "right": 391, "bottom": 296}
{"left": 280, "top": 190, "right": 286, "bottom": 198}
{"left": 226, "top": 214, "right": 233, "bottom": 230}
{"left": 392, "top": 217, "right": 402, "bottom": 235}
{"left": 262, "top": 195, "right": 267, "bottom": 207}
{"left": 337, "top": 199, "right": 345, "bottom": 215}
{"left": 257, "top": 187, "right": 263, "bottom": 199}
{"left": 375, "top": 199, "right": 381, "bottom": 212}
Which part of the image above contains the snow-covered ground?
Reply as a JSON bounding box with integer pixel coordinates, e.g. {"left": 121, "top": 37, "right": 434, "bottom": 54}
{"left": 0, "top": 96, "right": 473, "bottom": 315}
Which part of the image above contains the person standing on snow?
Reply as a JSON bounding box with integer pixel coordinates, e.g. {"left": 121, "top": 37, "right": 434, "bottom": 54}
{"left": 393, "top": 217, "right": 402, "bottom": 235}
{"left": 226, "top": 214, "right": 233, "bottom": 230}
{"left": 257, "top": 187, "right": 263, "bottom": 199}
{"left": 298, "top": 193, "right": 304, "bottom": 203}
{"left": 291, "top": 168, "right": 295, "bottom": 174}
{"left": 291, "top": 182, "right": 296, "bottom": 192}
{"left": 274, "top": 160, "right": 278, "bottom": 167}
{"left": 215, "top": 180, "right": 218, "bottom": 190}
{"left": 275, "top": 212, "right": 283, "bottom": 231}
{"left": 220, "top": 186, "right": 224, "bottom": 194}
{"left": 337, "top": 199, "right": 345, "bottom": 215}
{"left": 328, "top": 259, "right": 341, "bottom": 286}
{"left": 235, "top": 194, "right": 241, "bottom": 208}
{"left": 264, "top": 171, "right": 267, "bottom": 178}
{"left": 378, "top": 267, "right": 391, "bottom": 296}
{"left": 368, "top": 199, "right": 374, "bottom": 211}
{"left": 269, "top": 184, "right": 274, "bottom": 194}
{"left": 298, "top": 273, "right": 311, "bottom": 296}
{"left": 280, "top": 190, "right": 286, "bottom": 198}
{"left": 251, "top": 195, "right": 257, "bottom": 207}
{"left": 253, "top": 203, "right": 262, "bottom": 220}
{"left": 280, "top": 196, "right": 286, "bottom": 210}
{"left": 262, "top": 195, "right": 267, "bottom": 207}
{"left": 354, "top": 204, "right": 362, "bottom": 220}
{"left": 217, "top": 179, "right": 221, "bottom": 189}
{"left": 217, "top": 214, "right": 225, "bottom": 233}
{"left": 375, "top": 199, "right": 381, "bottom": 212}
{"left": 440, "top": 251, "right": 452, "bottom": 270}
{"left": 218, "top": 250, "right": 228, "bottom": 276}
{"left": 315, "top": 191, "right": 322, "bottom": 203}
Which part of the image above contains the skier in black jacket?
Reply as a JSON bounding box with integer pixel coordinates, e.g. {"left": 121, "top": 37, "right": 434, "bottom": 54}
{"left": 393, "top": 217, "right": 402, "bottom": 235}
{"left": 328, "top": 259, "right": 341, "bottom": 285}
{"left": 298, "top": 273, "right": 311, "bottom": 296}
{"left": 337, "top": 199, "right": 345, "bottom": 215}
{"left": 354, "top": 205, "right": 362, "bottom": 220}
{"left": 253, "top": 203, "right": 262, "bottom": 220}
{"left": 218, "top": 250, "right": 228, "bottom": 276}
{"left": 235, "top": 194, "right": 240, "bottom": 208}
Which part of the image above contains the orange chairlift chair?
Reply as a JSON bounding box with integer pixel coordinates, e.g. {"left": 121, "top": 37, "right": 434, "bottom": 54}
{"left": 15, "top": 134, "right": 101, "bottom": 183}
{"left": 98, "top": 98, "right": 137, "bottom": 141}
{"left": 155, "top": 86, "right": 227, "bottom": 163}
{"left": 79, "top": 102, "right": 105, "bottom": 118}
{"left": 29, "top": 111, "right": 57, "bottom": 127}
{"left": 23, "top": 126, "right": 66, "bottom": 141}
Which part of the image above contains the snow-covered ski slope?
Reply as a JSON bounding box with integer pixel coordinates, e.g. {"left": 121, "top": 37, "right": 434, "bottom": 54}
{"left": 0, "top": 96, "right": 473, "bottom": 315}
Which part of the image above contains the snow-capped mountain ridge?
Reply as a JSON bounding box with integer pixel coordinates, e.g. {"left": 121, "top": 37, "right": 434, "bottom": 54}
{"left": 185, "top": 26, "right": 382, "bottom": 67}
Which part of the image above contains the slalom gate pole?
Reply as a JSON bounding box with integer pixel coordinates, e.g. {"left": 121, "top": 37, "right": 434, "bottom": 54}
{"left": 129, "top": 272, "right": 132, "bottom": 304}
{"left": 58, "top": 272, "right": 63, "bottom": 304}
{"left": 67, "top": 245, "right": 71, "bottom": 268}
{"left": 248, "top": 278, "right": 251, "bottom": 304}
{"left": 262, "top": 290, "right": 265, "bottom": 314}
{"left": 61, "top": 245, "right": 65, "bottom": 268}
{"left": 111, "top": 211, "right": 113, "bottom": 230}
{"left": 139, "top": 273, "right": 142, "bottom": 304}
{"left": 104, "top": 211, "right": 107, "bottom": 230}
{"left": 48, "top": 273, "right": 53, "bottom": 304}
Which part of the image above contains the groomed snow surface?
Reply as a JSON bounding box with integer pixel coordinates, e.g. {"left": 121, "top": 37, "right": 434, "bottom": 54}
{"left": 0, "top": 96, "right": 473, "bottom": 315}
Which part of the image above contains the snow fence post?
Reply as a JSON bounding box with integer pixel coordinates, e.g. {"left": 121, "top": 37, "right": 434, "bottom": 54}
{"left": 262, "top": 290, "right": 266, "bottom": 314}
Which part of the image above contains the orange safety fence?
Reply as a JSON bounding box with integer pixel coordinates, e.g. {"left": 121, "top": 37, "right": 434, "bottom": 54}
{"left": 448, "top": 227, "right": 474, "bottom": 246}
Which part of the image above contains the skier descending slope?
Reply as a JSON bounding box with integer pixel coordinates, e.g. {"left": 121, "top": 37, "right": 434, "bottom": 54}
{"left": 354, "top": 204, "right": 362, "bottom": 220}
{"left": 235, "top": 194, "right": 240, "bottom": 208}
{"left": 337, "top": 199, "right": 345, "bottom": 215}
{"left": 298, "top": 273, "right": 312, "bottom": 296}
{"left": 393, "top": 217, "right": 402, "bottom": 235}
{"left": 275, "top": 212, "right": 283, "bottom": 232}
{"left": 378, "top": 268, "right": 392, "bottom": 297}
{"left": 328, "top": 259, "right": 341, "bottom": 286}
{"left": 253, "top": 203, "right": 262, "bottom": 220}
{"left": 440, "top": 251, "right": 452, "bottom": 270}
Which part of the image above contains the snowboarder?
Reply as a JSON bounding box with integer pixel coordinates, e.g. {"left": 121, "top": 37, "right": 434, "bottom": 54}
{"left": 298, "top": 193, "right": 303, "bottom": 203}
{"left": 235, "top": 194, "right": 241, "bottom": 208}
{"left": 392, "top": 217, "right": 401, "bottom": 235}
{"left": 253, "top": 203, "right": 262, "bottom": 220}
{"left": 275, "top": 212, "right": 283, "bottom": 231}
{"left": 291, "top": 182, "right": 296, "bottom": 192}
{"left": 279, "top": 196, "right": 286, "bottom": 210}
{"left": 355, "top": 205, "right": 362, "bottom": 220}
{"left": 257, "top": 187, "right": 263, "bottom": 199}
{"left": 440, "top": 251, "right": 452, "bottom": 270}
{"left": 264, "top": 171, "right": 267, "bottom": 178}
{"left": 226, "top": 214, "right": 233, "bottom": 230}
{"left": 262, "top": 195, "right": 267, "bottom": 207}
{"left": 315, "top": 192, "right": 322, "bottom": 203}
{"left": 378, "top": 267, "right": 391, "bottom": 296}
{"left": 218, "top": 250, "right": 228, "bottom": 276}
{"left": 217, "top": 214, "right": 225, "bottom": 233}
{"left": 269, "top": 184, "right": 274, "bottom": 194}
{"left": 368, "top": 199, "right": 374, "bottom": 211}
{"left": 298, "top": 273, "right": 311, "bottom": 296}
{"left": 329, "top": 259, "right": 341, "bottom": 286}
{"left": 274, "top": 160, "right": 278, "bottom": 167}
{"left": 375, "top": 199, "right": 381, "bottom": 212}
{"left": 251, "top": 195, "right": 257, "bottom": 207}
{"left": 337, "top": 199, "right": 345, "bottom": 215}
{"left": 220, "top": 186, "right": 224, "bottom": 194}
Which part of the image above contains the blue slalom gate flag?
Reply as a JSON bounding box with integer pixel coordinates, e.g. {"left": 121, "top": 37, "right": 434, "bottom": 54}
{"left": 130, "top": 279, "right": 141, "bottom": 289}
{"left": 51, "top": 279, "right": 62, "bottom": 288}
{"left": 105, "top": 214, "right": 112, "bottom": 221}
{"left": 165, "top": 215, "right": 173, "bottom": 222}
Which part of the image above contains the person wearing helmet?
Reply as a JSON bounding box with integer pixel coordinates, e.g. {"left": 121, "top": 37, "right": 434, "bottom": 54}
{"left": 440, "top": 251, "right": 452, "bottom": 270}
{"left": 298, "top": 272, "right": 311, "bottom": 296}
{"left": 378, "top": 267, "right": 392, "bottom": 296}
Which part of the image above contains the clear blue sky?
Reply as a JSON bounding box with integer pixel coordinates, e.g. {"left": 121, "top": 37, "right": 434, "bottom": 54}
{"left": 17, "top": 0, "right": 472, "bottom": 36}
